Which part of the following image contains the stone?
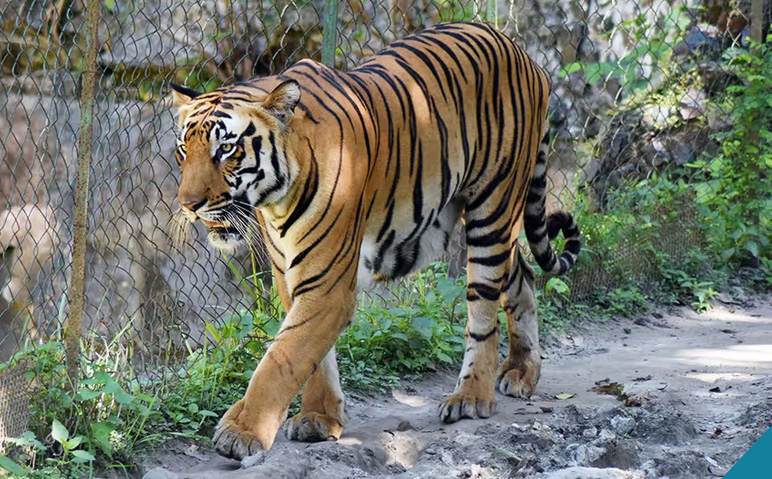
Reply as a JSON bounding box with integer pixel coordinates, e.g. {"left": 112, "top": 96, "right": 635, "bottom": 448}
{"left": 533, "top": 466, "right": 645, "bottom": 479}
{"left": 240, "top": 451, "right": 267, "bottom": 469}
{"left": 680, "top": 89, "right": 707, "bottom": 120}
{"left": 673, "top": 25, "right": 721, "bottom": 60}
{"left": 142, "top": 469, "right": 177, "bottom": 479}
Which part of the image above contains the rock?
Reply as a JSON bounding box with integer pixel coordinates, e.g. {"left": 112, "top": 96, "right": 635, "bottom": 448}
{"left": 508, "top": 424, "right": 561, "bottom": 449}
{"left": 240, "top": 451, "right": 267, "bottom": 468}
{"left": 699, "top": 62, "right": 742, "bottom": 97}
{"left": 609, "top": 415, "right": 635, "bottom": 436}
{"left": 673, "top": 25, "right": 721, "bottom": 60}
{"left": 657, "top": 134, "right": 696, "bottom": 166}
{"left": 739, "top": 25, "right": 752, "bottom": 48}
{"left": 532, "top": 466, "right": 645, "bottom": 479}
{"left": 641, "top": 104, "right": 673, "bottom": 130}
{"left": 716, "top": 292, "right": 741, "bottom": 305}
{"left": 397, "top": 420, "right": 415, "bottom": 431}
{"left": 474, "top": 423, "right": 500, "bottom": 435}
{"left": 729, "top": 286, "right": 749, "bottom": 304}
{"left": 581, "top": 426, "right": 598, "bottom": 440}
{"left": 592, "top": 439, "right": 641, "bottom": 470}
{"left": 653, "top": 450, "right": 714, "bottom": 478}
{"left": 680, "top": 89, "right": 707, "bottom": 120}
{"left": 567, "top": 442, "right": 608, "bottom": 466}
{"left": 632, "top": 408, "right": 698, "bottom": 445}
{"left": 142, "top": 469, "right": 177, "bottom": 479}
{"left": 709, "top": 379, "right": 729, "bottom": 393}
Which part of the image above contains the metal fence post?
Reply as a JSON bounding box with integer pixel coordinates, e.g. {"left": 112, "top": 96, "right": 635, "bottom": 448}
{"left": 751, "top": 0, "right": 765, "bottom": 44}
{"left": 322, "top": 0, "right": 340, "bottom": 66}
{"left": 66, "top": 0, "right": 101, "bottom": 383}
{"left": 486, "top": 0, "right": 497, "bottom": 27}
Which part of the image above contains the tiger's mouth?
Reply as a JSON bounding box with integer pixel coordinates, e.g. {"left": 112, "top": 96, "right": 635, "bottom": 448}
{"left": 198, "top": 212, "right": 252, "bottom": 253}
{"left": 206, "top": 224, "right": 245, "bottom": 253}
{"left": 200, "top": 219, "right": 229, "bottom": 229}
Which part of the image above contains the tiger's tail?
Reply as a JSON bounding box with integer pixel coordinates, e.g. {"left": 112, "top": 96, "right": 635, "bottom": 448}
{"left": 523, "top": 134, "right": 581, "bottom": 276}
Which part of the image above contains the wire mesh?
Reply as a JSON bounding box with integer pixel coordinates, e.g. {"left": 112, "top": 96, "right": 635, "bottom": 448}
{"left": 0, "top": 0, "right": 767, "bottom": 443}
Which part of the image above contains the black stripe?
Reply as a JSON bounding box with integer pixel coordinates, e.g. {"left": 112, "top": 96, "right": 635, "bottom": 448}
{"left": 469, "top": 250, "right": 510, "bottom": 267}
{"left": 469, "top": 325, "right": 498, "bottom": 342}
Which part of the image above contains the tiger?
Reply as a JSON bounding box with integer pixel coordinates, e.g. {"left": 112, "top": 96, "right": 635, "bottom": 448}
{"left": 168, "top": 21, "right": 581, "bottom": 460}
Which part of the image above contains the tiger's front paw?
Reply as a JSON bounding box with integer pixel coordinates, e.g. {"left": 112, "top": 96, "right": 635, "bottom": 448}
{"left": 212, "top": 400, "right": 270, "bottom": 460}
{"left": 496, "top": 355, "right": 541, "bottom": 398}
{"left": 285, "top": 412, "right": 343, "bottom": 442}
{"left": 438, "top": 393, "right": 495, "bottom": 423}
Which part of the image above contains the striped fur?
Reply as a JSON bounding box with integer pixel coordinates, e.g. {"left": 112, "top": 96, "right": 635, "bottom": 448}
{"left": 169, "top": 22, "right": 581, "bottom": 460}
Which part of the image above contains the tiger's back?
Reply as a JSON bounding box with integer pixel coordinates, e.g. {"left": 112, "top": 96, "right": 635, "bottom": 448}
{"left": 261, "top": 22, "right": 552, "bottom": 288}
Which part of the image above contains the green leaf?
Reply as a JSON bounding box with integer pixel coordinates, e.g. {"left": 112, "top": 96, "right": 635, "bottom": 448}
{"left": 102, "top": 380, "right": 136, "bottom": 405}
{"left": 51, "top": 419, "right": 69, "bottom": 444}
{"left": 560, "top": 61, "right": 584, "bottom": 77}
{"left": 6, "top": 431, "right": 44, "bottom": 451}
{"left": 76, "top": 388, "right": 102, "bottom": 401}
{"left": 744, "top": 240, "right": 760, "bottom": 258}
{"left": 91, "top": 422, "right": 115, "bottom": 457}
{"left": 555, "top": 393, "right": 575, "bottom": 400}
{"left": 412, "top": 317, "right": 434, "bottom": 340}
{"left": 436, "top": 351, "right": 452, "bottom": 364}
{"left": 82, "top": 371, "right": 111, "bottom": 388}
{"left": 68, "top": 435, "right": 84, "bottom": 448}
{"left": 0, "top": 455, "right": 26, "bottom": 476}
{"left": 720, "top": 248, "right": 736, "bottom": 262}
{"left": 390, "top": 332, "right": 409, "bottom": 342}
{"left": 71, "top": 450, "right": 96, "bottom": 463}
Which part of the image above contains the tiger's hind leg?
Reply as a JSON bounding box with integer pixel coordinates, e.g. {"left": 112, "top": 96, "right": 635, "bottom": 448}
{"left": 497, "top": 246, "right": 541, "bottom": 398}
{"left": 438, "top": 207, "right": 511, "bottom": 423}
{"left": 285, "top": 347, "right": 346, "bottom": 442}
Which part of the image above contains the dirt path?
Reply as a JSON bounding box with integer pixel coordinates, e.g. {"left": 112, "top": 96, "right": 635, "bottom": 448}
{"left": 141, "top": 294, "right": 772, "bottom": 479}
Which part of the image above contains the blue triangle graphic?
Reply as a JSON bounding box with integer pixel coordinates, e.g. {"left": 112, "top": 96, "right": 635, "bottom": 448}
{"left": 724, "top": 426, "right": 772, "bottom": 478}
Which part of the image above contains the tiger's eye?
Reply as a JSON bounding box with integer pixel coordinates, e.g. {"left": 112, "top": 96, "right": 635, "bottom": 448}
{"left": 220, "top": 143, "right": 233, "bottom": 153}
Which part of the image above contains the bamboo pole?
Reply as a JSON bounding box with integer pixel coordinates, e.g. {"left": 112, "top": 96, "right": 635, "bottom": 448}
{"left": 66, "top": 0, "right": 100, "bottom": 384}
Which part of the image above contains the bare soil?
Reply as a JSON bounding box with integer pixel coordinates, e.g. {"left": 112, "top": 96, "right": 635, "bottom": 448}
{"left": 139, "top": 293, "right": 772, "bottom": 479}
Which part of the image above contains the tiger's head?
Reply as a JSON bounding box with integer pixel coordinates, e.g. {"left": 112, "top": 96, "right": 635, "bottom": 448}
{"left": 170, "top": 80, "right": 301, "bottom": 252}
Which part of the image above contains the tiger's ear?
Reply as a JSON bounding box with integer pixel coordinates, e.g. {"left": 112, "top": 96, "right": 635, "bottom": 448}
{"left": 170, "top": 83, "right": 202, "bottom": 106}
{"left": 262, "top": 80, "right": 301, "bottom": 127}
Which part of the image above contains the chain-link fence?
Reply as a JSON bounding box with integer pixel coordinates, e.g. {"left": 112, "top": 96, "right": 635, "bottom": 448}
{"left": 0, "top": 0, "right": 770, "bottom": 441}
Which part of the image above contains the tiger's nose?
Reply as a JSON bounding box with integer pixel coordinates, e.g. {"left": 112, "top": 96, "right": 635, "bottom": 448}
{"left": 179, "top": 195, "right": 207, "bottom": 212}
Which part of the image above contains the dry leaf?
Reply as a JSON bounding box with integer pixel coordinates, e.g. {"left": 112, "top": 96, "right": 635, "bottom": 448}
{"left": 624, "top": 393, "right": 650, "bottom": 407}
{"left": 555, "top": 393, "right": 575, "bottom": 400}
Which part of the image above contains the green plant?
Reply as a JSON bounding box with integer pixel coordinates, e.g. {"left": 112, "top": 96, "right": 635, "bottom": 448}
{"left": 560, "top": 7, "right": 691, "bottom": 97}
{"left": 338, "top": 263, "right": 468, "bottom": 392}
{"left": 606, "top": 287, "right": 648, "bottom": 316}
{"left": 689, "top": 36, "right": 772, "bottom": 265}
{"left": 0, "top": 334, "right": 156, "bottom": 478}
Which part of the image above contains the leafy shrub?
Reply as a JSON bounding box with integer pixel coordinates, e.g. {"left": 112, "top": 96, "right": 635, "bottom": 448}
{"left": 339, "top": 263, "right": 467, "bottom": 392}
{"left": 689, "top": 38, "right": 772, "bottom": 265}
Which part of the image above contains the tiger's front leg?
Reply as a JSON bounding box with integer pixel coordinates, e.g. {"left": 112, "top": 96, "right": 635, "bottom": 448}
{"left": 284, "top": 346, "right": 346, "bottom": 442}
{"left": 212, "top": 290, "right": 355, "bottom": 460}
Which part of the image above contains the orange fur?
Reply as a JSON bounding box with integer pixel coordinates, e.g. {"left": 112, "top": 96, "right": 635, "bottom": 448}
{"left": 169, "top": 22, "right": 580, "bottom": 459}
